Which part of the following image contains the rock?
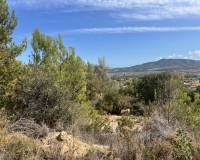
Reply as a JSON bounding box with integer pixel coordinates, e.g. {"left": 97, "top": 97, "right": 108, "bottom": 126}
{"left": 121, "top": 109, "right": 130, "bottom": 115}
{"left": 56, "top": 132, "right": 64, "bottom": 141}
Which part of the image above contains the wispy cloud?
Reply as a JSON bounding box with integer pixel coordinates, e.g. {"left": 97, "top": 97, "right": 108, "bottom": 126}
{"left": 15, "top": 26, "right": 200, "bottom": 41}
{"left": 68, "top": 26, "right": 200, "bottom": 34}
{"left": 167, "top": 54, "right": 189, "bottom": 59}
{"left": 8, "top": 0, "right": 200, "bottom": 20}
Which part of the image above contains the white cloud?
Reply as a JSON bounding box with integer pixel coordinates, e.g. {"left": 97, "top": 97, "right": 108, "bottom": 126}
{"left": 8, "top": 0, "right": 200, "bottom": 20}
{"left": 167, "top": 54, "right": 186, "bottom": 59}
{"left": 69, "top": 26, "right": 200, "bottom": 34}
{"left": 167, "top": 50, "right": 200, "bottom": 60}
{"left": 188, "top": 50, "right": 200, "bottom": 58}
{"left": 17, "top": 26, "right": 200, "bottom": 39}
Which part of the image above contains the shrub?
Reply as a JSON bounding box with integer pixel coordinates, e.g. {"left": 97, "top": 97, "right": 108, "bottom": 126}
{"left": 90, "top": 116, "right": 112, "bottom": 134}
{"left": 142, "top": 140, "right": 174, "bottom": 160}
{"left": 172, "top": 129, "right": 193, "bottom": 160}
{"left": 7, "top": 118, "right": 49, "bottom": 138}
{"left": 3, "top": 134, "right": 40, "bottom": 160}
{"left": 0, "top": 108, "right": 9, "bottom": 130}
{"left": 113, "top": 130, "right": 137, "bottom": 160}
{"left": 40, "top": 142, "right": 68, "bottom": 160}
{"left": 117, "top": 116, "right": 134, "bottom": 134}
{"left": 143, "top": 147, "right": 156, "bottom": 160}
{"left": 84, "top": 149, "right": 113, "bottom": 160}
{"left": 0, "top": 109, "right": 9, "bottom": 153}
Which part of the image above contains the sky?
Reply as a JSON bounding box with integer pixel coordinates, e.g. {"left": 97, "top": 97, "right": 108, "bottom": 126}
{"left": 7, "top": 0, "right": 200, "bottom": 67}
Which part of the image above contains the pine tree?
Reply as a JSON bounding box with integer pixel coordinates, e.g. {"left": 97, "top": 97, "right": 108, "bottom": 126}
{"left": 0, "top": 0, "right": 26, "bottom": 109}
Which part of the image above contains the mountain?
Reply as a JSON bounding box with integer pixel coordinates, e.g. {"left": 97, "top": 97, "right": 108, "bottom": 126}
{"left": 109, "top": 59, "right": 200, "bottom": 76}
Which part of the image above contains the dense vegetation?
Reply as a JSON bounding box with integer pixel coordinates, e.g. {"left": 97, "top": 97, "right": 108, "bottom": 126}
{"left": 1, "top": 0, "right": 200, "bottom": 159}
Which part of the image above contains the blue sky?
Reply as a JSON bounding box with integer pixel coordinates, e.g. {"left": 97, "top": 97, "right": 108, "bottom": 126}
{"left": 8, "top": 0, "right": 200, "bottom": 67}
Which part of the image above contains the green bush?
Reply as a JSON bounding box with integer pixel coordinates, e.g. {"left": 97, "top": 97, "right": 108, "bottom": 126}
{"left": 172, "top": 129, "right": 193, "bottom": 160}
{"left": 117, "top": 116, "right": 134, "bottom": 134}
{"left": 97, "top": 89, "right": 132, "bottom": 115}
{"left": 143, "top": 147, "right": 156, "bottom": 160}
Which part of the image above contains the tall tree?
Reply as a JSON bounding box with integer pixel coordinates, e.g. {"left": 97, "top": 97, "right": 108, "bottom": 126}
{"left": 0, "top": 0, "right": 26, "bottom": 56}
{"left": 86, "top": 57, "right": 110, "bottom": 103}
{"left": 63, "top": 48, "right": 87, "bottom": 103}
{"left": 0, "top": 0, "right": 26, "bottom": 109}
{"left": 32, "top": 29, "right": 59, "bottom": 65}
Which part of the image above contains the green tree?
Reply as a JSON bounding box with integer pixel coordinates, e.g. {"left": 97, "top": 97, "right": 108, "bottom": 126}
{"left": 12, "top": 30, "right": 89, "bottom": 126}
{"left": 136, "top": 73, "right": 180, "bottom": 105}
{"left": 32, "top": 29, "right": 60, "bottom": 65}
{"left": 0, "top": 0, "right": 26, "bottom": 55}
{"left": 0, "top": 0, "right": 26, "bottom": 110}
{"left": 86, "top": 57, "right": 110, "bottom": 104}
{"left": 62, "top": 48, "right": 87, "bottom": 103}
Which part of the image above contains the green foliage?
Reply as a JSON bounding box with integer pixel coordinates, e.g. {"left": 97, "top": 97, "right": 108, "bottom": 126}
{"left": 173, "top": 91, "right": 200, "bottom": 132}
{"left": 79, "top": 102, "right": 112, "bottom": 133}
{"left": 136, "top": 73, "right": 179, "bottom": 105}
{"left": 31, "top": 30, "right": 87, "bottom": 103}
{"left": 62, "top": 48, "right": 87, "bottom": 103}
{"left": 172, "top": 129, "right": 193, "bottom": 160}
{"left": 90, "top": 116, "right": 112, "bottom": 133}
{"left": 0, "top": 0, "right": 17, "bottom": 48}
{"left": 119, "top": 73, "right": 182, "bottom": 116}
{"left": 117, "top": 116, "right": 134, "bottom": 134}
{"left": 86, "top": 63, "right": 100, "bottom": 101}
{"left": 98, "top": 88, "right": 132, "bottom": 114}
{"left": 86, "top": 58, "right": 109, "bottom": 102}
{"left": 143, "top": 147, "right": 156, "bottom": 160}
{"left": 0, "top": 29, "right": 89, "bottom": 127}
{"left": 0, "top": 0, "right": 26, "bottom": 53}
{"left": 0, "top": 59, "right": 23, "bottom": 111}
{"left": 31, "top": 29, "right": 66, "bottom": 65}
{"left": 0, "top": 0, "right": 26, "bottom": 111}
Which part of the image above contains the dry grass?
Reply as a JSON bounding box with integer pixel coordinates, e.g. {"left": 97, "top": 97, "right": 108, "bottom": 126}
{"left": 1, "top": 109, "right": 200, "bottom": 160}
{"left": 3, "top": 133, "right": 40, "bottom": 160}
{"left": 7, "top": 118, "right": 49, "bottom": 138}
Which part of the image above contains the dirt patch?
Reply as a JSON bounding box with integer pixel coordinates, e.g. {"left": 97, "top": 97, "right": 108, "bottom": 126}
{"left": 41, "top": 132, "right": 110, "bottom": 158}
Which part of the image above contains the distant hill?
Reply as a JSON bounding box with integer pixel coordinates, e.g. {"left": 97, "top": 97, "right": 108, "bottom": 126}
{"left": 109, "top": 59, "right": 200, "bottom": 76}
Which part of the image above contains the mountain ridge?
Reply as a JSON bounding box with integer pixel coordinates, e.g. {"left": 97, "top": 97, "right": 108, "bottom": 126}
{"left": 109, "top": 59, "right": 200, "bottom": 75}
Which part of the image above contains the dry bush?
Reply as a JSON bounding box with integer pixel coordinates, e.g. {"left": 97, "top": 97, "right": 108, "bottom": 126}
{"left": 142, "top": 139, "right": 174, "bottom": 160}
{"left": 135, "top": 114, "right": 175, "bottom": 159}
{"left": 134, "top": 113, "right": 198, "bottom": 160}
{"left": 7, "top": 118, "right": 49, "bottom": 138}
{"left": 0, "top": 109, "right": 9, "bottom": 159}
{"left": 114, "top": 137, "right": 137, "bottom": 160}
{"left": 40, "top": 141, "right": 68, "bottom": 160}
{"left": 39, "top": 123, "right": 49, "bottom": 138}
{"left": 0, "top": 130, "right": 8, "bottom": 159}
{"left": 193, "top": 147, "right": 200, "bottom": 160}
{"left": 65, "top": 116, "right": 137, "bottom": 160}
{"left": 3, "top": 134, "right": 40, "bottom": 160}
{"left": 136, "top": 113, "right": 175, "bottom": 145}
{"left": 0, "top": 109, "right": 9, "bottom": 130}
{"left": 108, "top": 116, "right": 138, "bottom": 160}
{"left": 83, "top": 149, "right": 113, "bottom": 160}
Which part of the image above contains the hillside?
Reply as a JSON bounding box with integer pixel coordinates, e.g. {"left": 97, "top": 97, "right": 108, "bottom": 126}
{"left": 110, "top": 59, "right": 200, "bottom": 75}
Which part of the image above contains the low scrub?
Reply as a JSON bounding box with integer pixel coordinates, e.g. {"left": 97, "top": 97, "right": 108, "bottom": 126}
{"left": 7, "top": 118, "right": 49, "bottom": 139}
{"left": 3, "top": 134, "right": 40, "bottom": 160}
